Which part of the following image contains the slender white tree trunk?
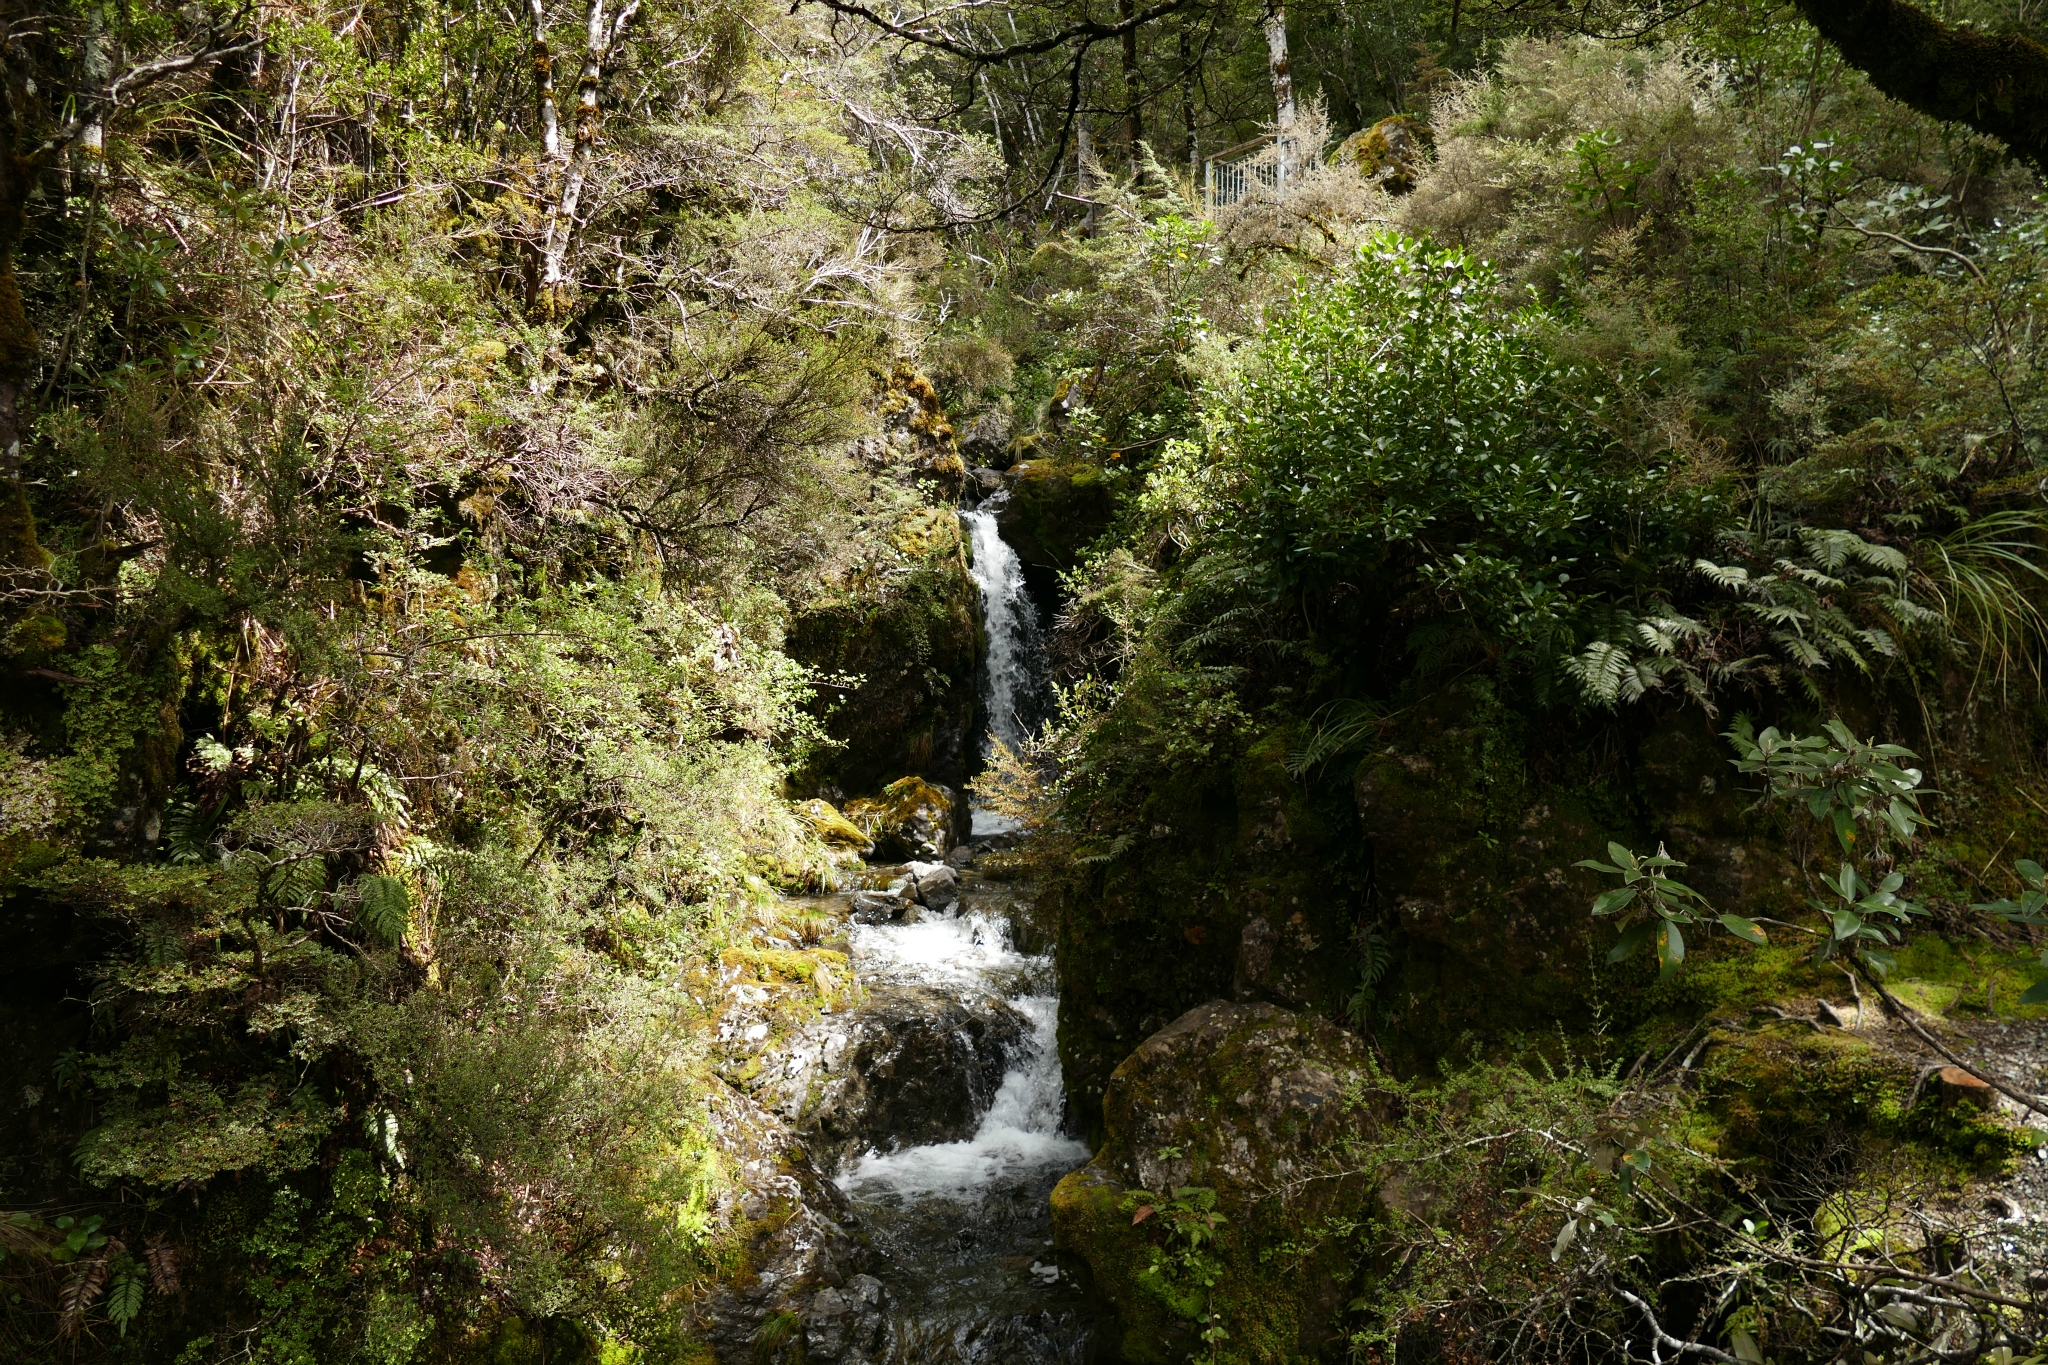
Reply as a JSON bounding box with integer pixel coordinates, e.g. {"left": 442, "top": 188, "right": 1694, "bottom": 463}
{"left": 540, "top": 0, "right": 639, "bottom": 304}
{"left": 529, "top": 0, "right": 562, "bottom": 161}
{"left": 1076, "top": 114, "right": 1098, "bottom": 235}
{"left": 77, "top": 1, "right": 113, "bottom": 184}
{"left": 1264, "top": 2, "right": 1295, "bottom": 181}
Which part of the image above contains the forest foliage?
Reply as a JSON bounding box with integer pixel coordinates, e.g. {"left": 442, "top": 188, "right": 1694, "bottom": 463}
{"left": 5, "top": 0, "right": 2048, "bottom": 1359}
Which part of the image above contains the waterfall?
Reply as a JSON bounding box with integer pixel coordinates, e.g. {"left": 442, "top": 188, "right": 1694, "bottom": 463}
{"left": 837, "top": 913, "right": 1087, "bottom": 1201}
{"left": 815, "top": 512, "right": 1097, "bottom": 1362}
{"left": 961, "top": 510, "right": 1048, "bottom": 757}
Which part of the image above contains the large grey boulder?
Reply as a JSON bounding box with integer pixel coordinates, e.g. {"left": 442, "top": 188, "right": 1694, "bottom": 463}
{"left": 959, "top": 410, "right": 1013, "bottom": 467}
{"left": 1050, "top": 1001, "right": 1378, "bottom": 1362}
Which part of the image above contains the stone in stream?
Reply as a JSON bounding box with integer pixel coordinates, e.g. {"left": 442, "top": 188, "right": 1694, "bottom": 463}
{"left": 685, "top": 1085, "right": 883, "bottom": 1362}
{"left": 904, "top": 860, "right": 959, "bottom": 911}
{"left": 844, "top": 776, "right": 958, "bottom": 861}
{"left": 756, "top": 983, "right": 1032, "bottom": 1171}
{"left": 848, "top": 889, "right": 908, "bottom": 921}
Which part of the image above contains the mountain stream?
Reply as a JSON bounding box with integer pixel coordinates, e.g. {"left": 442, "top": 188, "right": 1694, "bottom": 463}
{"left": 825, "top": 510, "right": 1100, "bottom": 1362}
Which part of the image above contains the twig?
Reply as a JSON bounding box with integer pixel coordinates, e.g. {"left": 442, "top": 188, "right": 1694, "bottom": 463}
{"left": 1854, "top": 960, "right": 2048, "bottom": 1120}
{"left": 1615, "top": 1289, "right": 1738, "bottom": 1362}
{"left": 1838, "top": 223, "right": 1985, "bottom": 281}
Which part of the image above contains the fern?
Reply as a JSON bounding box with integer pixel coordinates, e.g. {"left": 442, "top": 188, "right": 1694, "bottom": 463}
{"left": 1346, "top": 923, "right": 1394, "bottom": 1025}
{"left": 164, "top": 799, "right": 218, "bottom": 864}
{"left": 58, "top": 1249, "right": 111, "bottom": 1339}
{"left": 355, "top": 875, "right": 410, "bottom": 947}
{"left": 1284, "top": 697, "right": 1389, "bottom": 777}
{"left": 106, "top": 1264, "right": 145, "bottom": 1337}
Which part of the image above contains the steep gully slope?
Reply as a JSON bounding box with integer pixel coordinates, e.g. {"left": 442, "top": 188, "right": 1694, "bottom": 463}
{"left": 707, "top": 479, "right": 2048, "bottom": 1364}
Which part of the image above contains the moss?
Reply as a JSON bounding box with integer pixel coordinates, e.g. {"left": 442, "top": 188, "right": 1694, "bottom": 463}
{"left": 785, "top": 541, "right": 979, "bottom": 797}
{"left": 1333, "top": 114, "right": 1430, "bottom": 192}
{"left": 721, "top": 947, "right": 849, "bottom": 986}
{"left": 996, "top": 457, "right": 1116, "bottom": 568}
{"left": 1051, "top": 1164, "right": 1188, "bottom": 1364}
{"left": 793, "top": 798, "right": 871, "bottom": 854}
{"left": 844, "top": 775, "right": 956, "bottom": 859}
{"left": 1053, "top": 1003, "right": 1374, "bottom": 1364}
{"left": 1702, "top": 1018, "right": 2036, "bottom": 1171}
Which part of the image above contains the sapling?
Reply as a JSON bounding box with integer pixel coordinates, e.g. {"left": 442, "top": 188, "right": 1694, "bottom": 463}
{"left": 1579, "top": 718, "right": 1927, "bottom": 977}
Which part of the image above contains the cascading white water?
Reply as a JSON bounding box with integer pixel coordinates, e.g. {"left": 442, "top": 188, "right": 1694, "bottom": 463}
{"left": 961, "top": 509, "right": 1048, "bottom": 759}
{"left": 839, "top": 913, "right": 1087, "bottom": 1201}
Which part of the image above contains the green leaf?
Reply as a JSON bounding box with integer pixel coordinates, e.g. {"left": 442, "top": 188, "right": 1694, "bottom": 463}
{"left": 2020, "top": 974, "right": 2048, "bottom": 1006}
{"left": 107, "top": 1271, "right": 144, "bottom": 1336}
{"left": 2017, "top": 858, "right": 2045, "bottom": 889}
{"left": 1607, "top": 921, "right": 1657, "bottom": 963}
{"left": 1657, "top": 919, "right": 1685, "bottom": 976}
{"left": 1718, "top": 913, "right": 1767, "bottom": 946}
{"left": 355, "top": 875, "right": 409, "bottom": 947}
{"left": 1590, "top": 887, "right": 1638, "bottom": 917}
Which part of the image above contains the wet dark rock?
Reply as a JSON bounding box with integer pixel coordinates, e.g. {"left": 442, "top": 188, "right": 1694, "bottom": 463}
{"left": 686, "top": 1086, "right": 878, "bottom": 1362}
{"left": 758, "top": 984, "right": 1031, "bottom": 1171}
{"left": 960, "top": 410, "right": 1013, "bottom": 466}
{"left": 850, "top": 889, "right": 908, "bottom": 922}
{"left": 996, "top": 457, "right": 1114, "bottom": 569}
{"left": 906, "top": 860, "right": 959, "bottom": 910}
{"left": 801, "top": 1274, "right": 889, "bottom": 1364}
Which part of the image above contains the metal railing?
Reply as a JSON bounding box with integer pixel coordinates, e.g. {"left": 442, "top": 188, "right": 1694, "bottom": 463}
{"left": 1203, "top": 135, "right": 1283, "bottom": 210}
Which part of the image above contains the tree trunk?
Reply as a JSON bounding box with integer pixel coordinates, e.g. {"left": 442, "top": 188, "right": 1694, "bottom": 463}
{"left": 1120, "top": 0, "right": 1142, "bottom": 178}
{"left": 529, "top": 0, "right": 562, "bottom": 161}
{"left": 1794, "top": 0, "right": 2048, "bottom": 169}
{"left": 78, "top": 2, "right": 112, "bottom": 184}
{"left": 1265, "top": 3, "right": 1295, "bottom": 130}
{"left": 1264, "top": 1, "right": 1295, "bottom": 181}
{"left": 1076, "top": 114, "right": 1098, "bottom": 235}
{"left": 1181, "top": 23, "right": 1197, "bottom": 188}
{"left": 539, "top": 0, "right": 639, "bottom": 306}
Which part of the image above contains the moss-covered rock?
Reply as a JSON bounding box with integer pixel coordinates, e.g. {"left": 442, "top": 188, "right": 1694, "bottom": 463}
{"left": 1050, "top": 723, "right": 1368, "bottom": 1136}
{"left": 844, "top": 776, "right": 958, "bottom": 860}
{"left": 996, "top": 457, "right": 1116, "bottom": 569}
{"left": 1332, "top": 114, "right": 1429, "bottom": 193}
{"left": 1052, "top": 1001, "right": 1377, "bottom": 1364}
{"left": 794, "top": 798, "right": 872, "bottom": 864}
{"left": 1700, "top": 1012, "right": 2038, "bottom": 1172}
{"left": 786, "top": 515, "right": 981, "bottom": 799}
{"left": 872, "top": 361, "right": 965, "bottom": 500}
{"left": 1047, "top": 681, "right": 1835, "bottom": 1128}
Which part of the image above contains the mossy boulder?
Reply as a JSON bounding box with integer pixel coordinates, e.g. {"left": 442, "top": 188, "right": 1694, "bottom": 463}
{"left": 1333, "top": 114, "right": 1429, "bottom": 193}
{"left": 1051, "top": 726, "right": 1367, "bottom": 1136}
{"left": 844, "top": 776, "right": 959, "bottom": 860}
{"left": 786, "top": 514, "right": 981, "bottom": 798}
{"left": 1052, "top": 1000, "right": 1377, "bottom": 1363}
{"left": 794, "top": 799, "right": 872, "bottom": 871}
{"left": 997, "top": 457, "right": 1116, "bottom": 568}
